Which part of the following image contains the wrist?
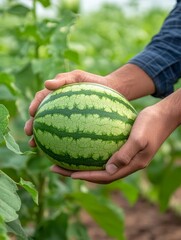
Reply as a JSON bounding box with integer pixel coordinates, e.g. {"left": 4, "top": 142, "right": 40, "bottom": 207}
{"left": 106, "top": 63, "right": 155, "bottom": 100}
{"left": 155, "top": 88, "right": 181, "bottom": 128}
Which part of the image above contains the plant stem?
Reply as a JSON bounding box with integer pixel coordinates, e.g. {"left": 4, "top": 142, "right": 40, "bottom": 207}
{"left": 32, "top": 0, "right": 43, "bottom": 90}
{"left": 35, "top": 174, "right": 46, "bottom": 227}
{"left": 33, "top": 0, "right": 37, "bottom": 23}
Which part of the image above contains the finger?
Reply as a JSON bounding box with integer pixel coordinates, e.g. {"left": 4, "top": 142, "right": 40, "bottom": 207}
{"left": 29, "top": 137, "right": 36, "bottom": 147}
{"left": 70, "top": 143, "right": 151, "bottom": 184}
{"left": 45, "top": 73, "right": 77, "bottom": 90}
{"left": 45, "top": 70, "right": 106, "bottom": 90}
{"left": 29, "top": 88, "right": 51, "bottom": 117}
{"left": 50, "top": 165, "right": 75, "bottom": 177}
{"left": 106, "top": 137, "right": 147, "bottom": 175}
{"left": 24, "top": 118, "right": 34, "bottom": 136}
{"left": 71, "top": 153, "right": 146, "bottom": 184}
{"left": 71, "top": 170, "right": 115, "bottom": 184}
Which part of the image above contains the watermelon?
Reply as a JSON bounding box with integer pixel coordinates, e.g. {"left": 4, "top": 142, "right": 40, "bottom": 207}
{"left": 33, "top": 83, "right": 137, "bottom": 170}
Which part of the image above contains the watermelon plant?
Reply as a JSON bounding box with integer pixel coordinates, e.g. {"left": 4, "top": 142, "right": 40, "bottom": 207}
{"left": 0, "top": 0, "right": 180, "bottom": 239}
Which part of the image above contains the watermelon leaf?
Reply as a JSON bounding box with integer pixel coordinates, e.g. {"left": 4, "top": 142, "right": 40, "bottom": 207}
{"left": 4, "top": 132, "right": 35, "bottom": 156}
{"left": 72, "top": 192, "right": 125, "bottom": 240}
{"left": 159, "top": 165, "right": 181, "bottom": 211}
{"left": 37, "top": 0, "right": 51, "bottom": 8}
{"left": 4, "top": 132, "right": 24, "bottom": 155}
{"left": 34, "top": 213, "right": 69, "bottom": 240}
{"left": 0, "top": 171, "right": 21, "bottom": 222}
{"left": 7, "top": 4, "right": 30, "bottom": 16}
{"left": 0, "top": 216, "right": 9, "bottom": 240}
{"left": 0, "top": 104, "right": 9, "bottom": 144}
{"left": 105, "top": 179, "right": 139, "bottom": 205}
{"left": 0, "top": 72, "right": 19, "bottom": 96}
{"left": 19, "top": 178, "right": 39, "bottom": 205}
{"left": 64, "top": 49, "right": 80, "bottom": 65}
{"left": 67, "top": 221, "right": 91, "bottom": 240}
{"left": 6, "top": 219, "right": 28, "bottom": 240}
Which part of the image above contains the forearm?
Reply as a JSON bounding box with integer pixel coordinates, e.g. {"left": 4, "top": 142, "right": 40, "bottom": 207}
{"left": 106, "top": 63, "right": 155, "bottom": 100}
{"left": 155, "top": 88, "right": 181, "bottom": 129}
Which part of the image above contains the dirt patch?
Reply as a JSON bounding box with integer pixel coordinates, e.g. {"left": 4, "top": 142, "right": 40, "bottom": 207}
{"left": 82, "top": 191, "right": 181, "bottom": 240}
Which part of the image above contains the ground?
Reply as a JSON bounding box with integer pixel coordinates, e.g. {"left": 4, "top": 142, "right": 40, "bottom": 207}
{"left": 82, "top": 191, "right": 181, "bottom": 240}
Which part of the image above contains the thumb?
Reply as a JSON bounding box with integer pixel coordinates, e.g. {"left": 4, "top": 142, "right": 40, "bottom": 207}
{"left": 106, "top": 137, "right": 147, "bottom": 175}
{"left": 45, "top": 70, "right": 106, "bottom": 90}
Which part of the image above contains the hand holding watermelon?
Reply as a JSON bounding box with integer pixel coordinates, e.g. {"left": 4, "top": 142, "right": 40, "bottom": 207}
{"left": 51, "top": 93, "right": 181, "bottom": 183}
{"left": 25, "top": 63, "right": 155, "bottom": 147}
{"left": 25, "top": 64, "right": 181, "bottom": 183}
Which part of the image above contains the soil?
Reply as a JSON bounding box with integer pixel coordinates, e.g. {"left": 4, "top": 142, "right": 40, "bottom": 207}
{"left": 82, "top": 191, "right": 181, "bottom": 240}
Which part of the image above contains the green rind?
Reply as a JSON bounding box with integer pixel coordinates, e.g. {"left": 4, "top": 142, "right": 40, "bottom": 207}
{"left": 35, "top": 107, "right": 135, "bottom": 125}
{"left": 34, "top": 134, "right": 110, "bottom": 170}
{"left": 34, "top": 121, "right": 129, "bottom": 143}
{"left": 33, "top": 127, "right": 125, "bottom": 162}
{"left": 33, "top": 83, "right": 137, "bottom": 170}
{"left": 38, "top": 83, "right": 137, "bottom": 115}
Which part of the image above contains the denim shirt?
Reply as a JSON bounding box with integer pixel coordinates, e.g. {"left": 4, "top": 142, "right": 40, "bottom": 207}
{"left": 129, "top": 1, "right": 181, "bottom": 98}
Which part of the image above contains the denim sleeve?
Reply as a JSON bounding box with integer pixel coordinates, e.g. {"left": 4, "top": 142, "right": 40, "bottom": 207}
{"left": 129, "top": 1, "right": 181, "bottom": 98}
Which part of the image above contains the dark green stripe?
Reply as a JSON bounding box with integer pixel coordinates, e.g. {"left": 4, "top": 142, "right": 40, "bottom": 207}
{"left": 34, "top": 121, "right": 129, "bottom": 143}
{"left": 34, "top": 134, "right": 108, "bottom": 168}
{"left": 35, "top": 107, "right": 135, "bottom": 125}
{"left": 39, "top": 89, "right": 136, "bottom": 114}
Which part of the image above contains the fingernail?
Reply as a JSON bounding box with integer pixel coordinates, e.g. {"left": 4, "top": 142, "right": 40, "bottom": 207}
{"left": 106, "top": 164, "right": 118, "bottom": 175}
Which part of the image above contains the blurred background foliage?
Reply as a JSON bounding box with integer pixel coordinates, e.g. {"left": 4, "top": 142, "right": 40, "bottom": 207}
{"left": 0, "top": 0, "right": 181, "bottom": 239}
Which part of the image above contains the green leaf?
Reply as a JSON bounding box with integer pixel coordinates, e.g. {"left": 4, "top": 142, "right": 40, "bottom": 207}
{"left": 0, "top": 216, "right": 9, "bottom": 240}
{"left": 19, "top": 178, "right": 38, "bottom": 205}
{"left": 37, "top": 0, "right": 51, "bottom": 7}
{"left": 6, "top": 218, "right": 28, "bottom": 240}
{"left": 64, "top": 49, "right": 80, "bottom": 64}
{"left": 0, "top": 72, "right": 18, "bottom": 96}
{"left": 7, "top": 4, "right": 30, "bottom": 16}
{"left": 0, "top": 147, "right": 29, "bottom": 171}
{"left": 0, "top": 171, "right": 21, "bottom": 222}
{"left": 31, "top": 58, "right": 65, "bottom": 80}
{"left": 105, "top": 179, "right": 139, "bottom": 205}
{"left": 4, "top": 132, "right": 23, "bottom": 155}
{"left": 3, "top": 132, "right": 34, "bottom": 156}
{"left": 34, "top": 213, "right": 68, "bottom": 240}
{"left": 73, "top": 192, "right": 125, "bottom": 240}
{"left": 67, "top": 221, "right": 91, "bottom": 240}
{"left": 0, "top": 104, "right": 9, "bottom": 144}
{"left": 159, "top": 165, "right": 181, "bottom": 211}
{"left": 15, "top": 63, "right": 39, "bottom": 95}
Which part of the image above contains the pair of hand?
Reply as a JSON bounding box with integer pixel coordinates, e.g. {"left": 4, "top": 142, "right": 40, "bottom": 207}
{"left": 24, "top": 70, "right": 177, "bottom": 184}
